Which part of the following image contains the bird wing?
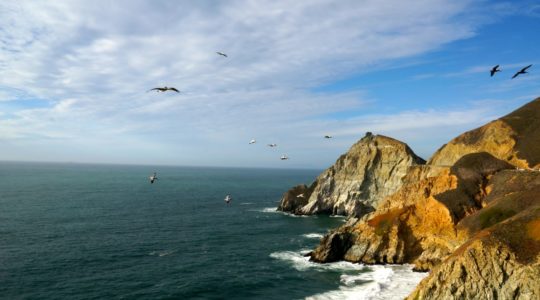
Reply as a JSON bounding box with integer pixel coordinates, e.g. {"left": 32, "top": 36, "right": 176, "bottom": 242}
{"left": 523, "top": 64, "right": 533, "bottom": 71}
{"left": 512, "top": 72, "right": 519, "bottom": 79}
{"left": 169, "top": 87, "right": 180, "bottom": 93}
{"left": 147, "top": 88, "right": 160, "bottom": 92}
{"left": 490, "top": 65, "right": 499, "bottom": 76}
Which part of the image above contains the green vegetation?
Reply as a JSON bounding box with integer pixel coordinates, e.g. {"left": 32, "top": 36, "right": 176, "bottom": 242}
{"left": 478, "top": 207, "right": 516, "bottom": 229}
{"left": 375, "top": 219, "right": 392, "bottom": 236}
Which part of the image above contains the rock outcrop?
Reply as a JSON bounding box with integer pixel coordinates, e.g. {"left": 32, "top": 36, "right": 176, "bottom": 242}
{"left": 429, "top": 97, "right": 540, "bottom": 168}
{"left": 277, "top": 133, "right": 425, "bottom": 217}
{"left": 408, "top": 170, "right": 540, "bottom": 299}
{"left": 276, "top": 184, "right": 311, "bottom": 214}
{"left": 302, "top": 97, "right": 540, "bottom": 299}
{"left": 310, "top": 152, "right": 514, "bottom": 271}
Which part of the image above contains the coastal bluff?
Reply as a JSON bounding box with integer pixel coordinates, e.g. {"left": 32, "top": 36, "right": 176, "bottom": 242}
{"left": 277, "top": 133, "right": 425, "bottom": 217}
{"left": 281, "top": 97, "right": 540, "bottom": 299}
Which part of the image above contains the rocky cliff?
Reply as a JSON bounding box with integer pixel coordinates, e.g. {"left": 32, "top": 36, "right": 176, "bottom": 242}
{"left": 408, "top": 170, "right": 540, "bottom": 299}
{"left": 310, "top": 152, "right": 514, "bottom": 271}
{"left": 300, "top": 97, "right": 540, "bottom": 299}
{"left": 278, "top": 133, "right": 425, "bottom": 217}
{"left": 429, "top": 97, "right": 540, "bottom": 168}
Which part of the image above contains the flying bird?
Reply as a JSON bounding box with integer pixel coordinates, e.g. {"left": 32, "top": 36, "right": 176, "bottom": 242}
{"left": 324, "top": 135, "right": 332, "bottom": 139}
{"left": 297, "top": 193, "right": 304, "bottom": 198}
{"left": 512, "top": 65, "right": 532, "bottom": 79}
{"left": 224, "top": 194, "right": 232, "bottom": 204}
{"left": 148, "top": 86, "right": 180, "bottom": 93}
{"left": 216, "top": 52, "right": 228, "bottom": 57}
{"left": 249, "top": 139, "right": 256, "bottom": 144}
{"left": 149, "top": 172, "right": 158, "bottom": 184}
{"left": 280, "top": 154, "right": 289, "bottom": 160}
{"left": 267, "top": 143, "right": 277, "bottom": 147}
{"left": 490, "top": 65, "right": 501, "bottom": 77}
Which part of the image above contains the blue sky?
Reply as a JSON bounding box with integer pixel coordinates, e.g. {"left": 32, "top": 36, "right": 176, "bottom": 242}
{"left": 1, "top": 0, "right": 539, "bottom": 168}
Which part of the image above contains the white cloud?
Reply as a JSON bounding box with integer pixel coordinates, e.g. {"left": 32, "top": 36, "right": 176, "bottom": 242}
{"left": 0, "top": 0, "right": 509, "bottom": 167}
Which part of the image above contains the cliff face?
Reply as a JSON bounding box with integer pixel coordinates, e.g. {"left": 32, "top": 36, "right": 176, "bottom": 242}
{"left": 304, "top": 97, "right": 540, "bottom": 299}
{"left": 408, "top": 170, "right": 540, "bottom": 299}
{"left": 310, "top": 152, "right": 513, "bottom": 271}
{"left": 429, "top": 97, "right": 540, "bottom": 168}
{"left": 277, "top": 133, "right": 425, "bottom": 217}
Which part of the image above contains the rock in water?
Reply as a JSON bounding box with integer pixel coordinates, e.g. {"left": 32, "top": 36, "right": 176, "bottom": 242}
{"left": 310, "top": 231, "right": 353, "bottom": 263}
{"left": 278, "top": 133, "right": 425, "bottom": 217}
{"left": 277, "top": 184, "right": 311, "bottom": 214}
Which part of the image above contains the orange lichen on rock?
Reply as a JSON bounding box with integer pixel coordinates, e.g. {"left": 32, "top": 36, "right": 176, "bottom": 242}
{"left": 526, "top": 219, "right": 540, "bottom": 241}
{"left": 367, "top": 208, "right": 405, "bottom": 235}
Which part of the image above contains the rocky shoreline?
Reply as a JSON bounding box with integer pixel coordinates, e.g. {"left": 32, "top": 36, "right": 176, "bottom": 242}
{"left": 278, "top": 97, "right": 540, "bottom": 299}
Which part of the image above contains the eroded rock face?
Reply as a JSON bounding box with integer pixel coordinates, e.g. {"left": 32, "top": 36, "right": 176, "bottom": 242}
{"left": 310, "top": 153, "right": 514, "bottom": 270}
{"left": 429, "top": 97, "right": 540, "bottom": 168}
{"left": 409, "top": 195, "right": 540, "bottom": 300}
{"left": 310, "top": 231, "right": 353, "bottom": 263}
{"left": 408, "top": 238, "right": 540, "bottom": 300}
{"left": 304, "top": 97, "right": 540, "bottom": 299}
{"left": 278, "top": 133, "right": 425, "bottom": 217}
{"left": 277, "top": 184, "right": 311, "bottom": 214}
{"left": 407, "top": 170, "right": 540, "bottom": 299}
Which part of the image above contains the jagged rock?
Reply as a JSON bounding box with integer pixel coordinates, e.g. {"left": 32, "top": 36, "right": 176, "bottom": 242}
{"left": 277, "top": 184, "right": 311, "bottom": 214}
{"left": 408, "top": 173, "right": 540, "bottom": 299}
{"left": 310, "top": 231, "right": 353, "bottom": 263}
{"left": 310, "top": 153, "right": 514, "bottom": 269}
{"left": 299, "top": 97, "right": 540, "bottom": 299}
{"left": 278, "top": 134, "right": 425, "bottom": 217}
{"left": 429, "top": 97, "right": 540, "bottom": 168}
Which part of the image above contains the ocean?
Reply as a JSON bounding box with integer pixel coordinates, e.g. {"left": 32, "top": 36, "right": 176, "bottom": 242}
{"left": 0, "top": 162, "right": 425, "bottom": 299}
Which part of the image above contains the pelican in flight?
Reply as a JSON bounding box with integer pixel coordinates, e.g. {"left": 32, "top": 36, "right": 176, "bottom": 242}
{"left": 249, "top": 139, "right": 256, "bottom": 144}
{"left": 512, "top": 65, "right": 532, "bottom": 79}
{"left": 216, "top": 52, "right": 228, "bottom": 57}
{"left": 490, "top": 65, "right": 501, "bottom": 77}
{"left": 148, "top": 86, "right": 180, "bottom": 93}
{"left": 268, "top": 143, "right": 277, "bottom": 147}
{"left": 324, "top": 135, "right": 332, "bottom": 139}
{"left": 224, "top": 194, "right": 232, "bottom": 204}
{"left": 280, "top": 154, "right": 289, "bottom": 160}
{"left": 149, "top": 172, "right": 158, "bottom": 184}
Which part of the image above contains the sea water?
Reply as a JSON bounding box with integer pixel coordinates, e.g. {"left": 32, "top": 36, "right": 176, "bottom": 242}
{"left": 0, "top": 162, "right": 425, "bottom": 299}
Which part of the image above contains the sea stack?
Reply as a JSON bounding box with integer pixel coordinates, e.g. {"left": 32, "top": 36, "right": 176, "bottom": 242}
{"left": 278, "top": 133, "right": 425, "bottom": 217}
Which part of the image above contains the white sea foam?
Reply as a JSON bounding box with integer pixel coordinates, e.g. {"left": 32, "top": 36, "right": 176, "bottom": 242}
{"left": 329, "top": 215, "right": 348, "bottom": 222}
{"left": 247, "top": 207, "right": 279, "bottom": 213}
{"left": 239, "top": 202, "right": 254, "bottom": 205}
{"left": 307, "top": 264, "right": 427, "bottom": 300}
{"left": 270, "top": 250, "right": 427, "bottom": 300}
{"left": 302, "top": 233, "right": 325, "bottom": 239}
{"left": 269, "top": 250, "right": 364, "bottom": 272}
{"left": 149, "top": 250, "right": 176, "bottom": 257}
{"left": 251, "top": 207, "right": 310, "bottom": 217}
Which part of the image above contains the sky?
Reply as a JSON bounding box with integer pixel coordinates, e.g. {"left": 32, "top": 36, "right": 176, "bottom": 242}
{"left": 1, "top": 0, "right": 539, "bottom": 169}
